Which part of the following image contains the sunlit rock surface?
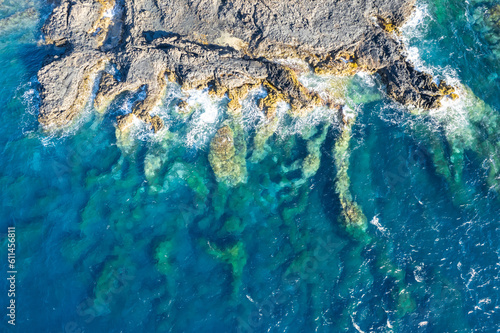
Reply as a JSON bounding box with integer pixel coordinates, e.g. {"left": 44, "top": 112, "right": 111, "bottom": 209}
{"left": 37, "top": 0, "right": 458, "bottom": 131}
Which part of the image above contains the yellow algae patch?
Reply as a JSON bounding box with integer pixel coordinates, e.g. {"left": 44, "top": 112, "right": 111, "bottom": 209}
{"left": 438, "top": 81, "right": 459, "bottom": 100}
{"left": 226, "top": 84, "right": 256, "bottom": 116}
{"left": 375, "top": 16, "right": 398, "bottom": 33}
{"left": 314, "top": 52, "right": 361, "bottom": 77}
{"left": 258, "top": 82, "right": 286, "bottom": 119}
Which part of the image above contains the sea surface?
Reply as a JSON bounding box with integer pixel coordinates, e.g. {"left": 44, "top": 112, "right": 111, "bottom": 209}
{"left": 0, "top": 0, "right": 499, "bottom": 332}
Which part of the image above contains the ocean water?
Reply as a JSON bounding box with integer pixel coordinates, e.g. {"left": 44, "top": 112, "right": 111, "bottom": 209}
{"left": 1, "top": 0, "right": 500, "bottom": 332}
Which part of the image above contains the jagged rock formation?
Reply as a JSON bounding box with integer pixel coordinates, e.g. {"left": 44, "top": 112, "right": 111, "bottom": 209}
{"left": 37, "top": 0, "right": 457, "bottom": 130}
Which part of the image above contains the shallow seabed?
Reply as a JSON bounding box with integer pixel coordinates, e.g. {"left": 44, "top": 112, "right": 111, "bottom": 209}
{"left": 1, "top": 0, "right": 500, "bottom": 332}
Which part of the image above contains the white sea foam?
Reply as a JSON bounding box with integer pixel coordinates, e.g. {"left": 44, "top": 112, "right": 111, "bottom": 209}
{"left": 236, "top": 81, "right": 342, "bottom": 141}
{"left": 239, "top": 86, "right": 267, "bottom": 132}
{"left": 103, "top": 8, "right": 115, "bottom": 19}
{"left": 400, "top": 2, "right": 462, "bottom": 87}
{"left": 370, "top": 215, "right": 388, "bottom": 236}
{"left": 274, "top": 104, "right": 340, "bottom": 140}
{"left": 385, "top": 1, "right": 486, "bottom": 144}
{"left": 427, "top": 88, "right": 476, "bottom": 140}
{"left": 163, "top": 81, "right": 185, "bottom": 105}
{"left": 401, "top": 3, "right": 433, "bottom": 42}
{"left": 299, "top": 72, "right": 351, "bottom": 103}
{"left": 414, "top": 265, "right": 425, "bottom": 282}
{"left": 400, "top": 3, "right": 434, "bottom": 71}
{"left": 355, "top": 71, "right": 378, "bottom": 88}
{"left": 183, "top": 88, "right": 225, "bottom": 148}
{"left": 19, "top": 83, "right": 39, "bottom": 131}
{"left": 126, "top": 114, "right": 164, "bottom": 143}
{"left": 351, "top": 316, "right": 366, "bottom": 333}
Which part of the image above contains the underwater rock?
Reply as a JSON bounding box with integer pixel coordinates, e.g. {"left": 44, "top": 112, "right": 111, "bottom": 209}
{"left": 217, "top": 216, "right": 245, "bottom": 237}
{"left": 472, "top": 2, "right": 500, "bottom": 58}
{"left": 301, "top": 124, "right": 330, "bottom": 179}
{"left": 333, "top": 113, "right": 368, "bottom": 237}
{"left": 114, "top": 113, "right": 137, "bottom": 151}
{"left": 90, "top": 256, "right": 136, "bottom": 317}
{"left": 206, "top": 240, "right": 247, "bottom": 295}
{"left": 211, "top": 126, "right": 236, "bottom": 161}
{"left": 37, "top": 0, "right": 455, "bottom": 130}
{"left": 144, "top": 153, "right": 163, "bottom": 183}
{"left": 302, "top": 154, "right": 321, "bottom": 179}
{"left": 208, "top": 123, "right": 247, "bottom": 186}
{"left": 0, "top": 7, "right": 39, "bottom": 36}
{"left": 155, "top": 239, "right": 176, "bottom": 275}
{"left": 249, "top": 119, "right": 278, "bottom": 163}
{"left": 410, "top": 86, "right": 500, "bottom": 203}
{"left": 164, "top": 160, "right": 210, "bottom": 205}
{"left": 116, "top": 113, "right": 136, "bottom": 133}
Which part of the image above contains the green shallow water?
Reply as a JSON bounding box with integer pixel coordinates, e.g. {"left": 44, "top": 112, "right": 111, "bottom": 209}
{"left": 1, "top": 0, "right": 500, "bottom": 332}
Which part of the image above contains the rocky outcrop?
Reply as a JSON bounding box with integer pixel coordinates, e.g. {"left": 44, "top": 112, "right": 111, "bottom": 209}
{"left": 38, "top": 52, "right": 108, "bottom": 127}
{"left": 379, "top": 60, "right": 458, "bottom": 109}
{"left": 37, "top": 0, "right": 457, "bottom": 130}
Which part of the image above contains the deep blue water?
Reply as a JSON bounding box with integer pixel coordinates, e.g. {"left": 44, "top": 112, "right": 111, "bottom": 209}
{"left": 1, "top": 0, "right": 500, "bottom": 332}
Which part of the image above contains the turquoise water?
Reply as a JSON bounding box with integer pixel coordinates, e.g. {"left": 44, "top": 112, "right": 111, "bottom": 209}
{"left": 1, "top": 0, "right": 500, "bottom": 332}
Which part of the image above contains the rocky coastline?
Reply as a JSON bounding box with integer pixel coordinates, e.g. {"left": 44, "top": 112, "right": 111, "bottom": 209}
{"left": 37, "top": 0, "right": 457, "bottom": 133}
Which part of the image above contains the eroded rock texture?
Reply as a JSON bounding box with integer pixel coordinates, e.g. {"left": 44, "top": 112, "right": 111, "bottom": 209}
{"left": 37, "top": 0, "right": 456, "bottom": 129}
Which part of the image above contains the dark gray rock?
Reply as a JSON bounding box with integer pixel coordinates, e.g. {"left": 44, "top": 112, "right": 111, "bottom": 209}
{"left": 379, "top": 60, "right": 454, "bottom": 109}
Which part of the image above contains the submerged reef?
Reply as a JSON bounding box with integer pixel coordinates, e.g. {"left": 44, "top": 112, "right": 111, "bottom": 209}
{"left": 208, "top": 122, "right": 247, "bottom": 186}
{"left": 333, "top": 111, "right": 368, "bottom": 238}
{"left": 37, "top": 0, "right": 458, "bottom": 132}
{"left": 410, "top": 86, "right": 500, "bottom": 204}
{"left": 472, "top": 0, "right": 500, "bottom": 59}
